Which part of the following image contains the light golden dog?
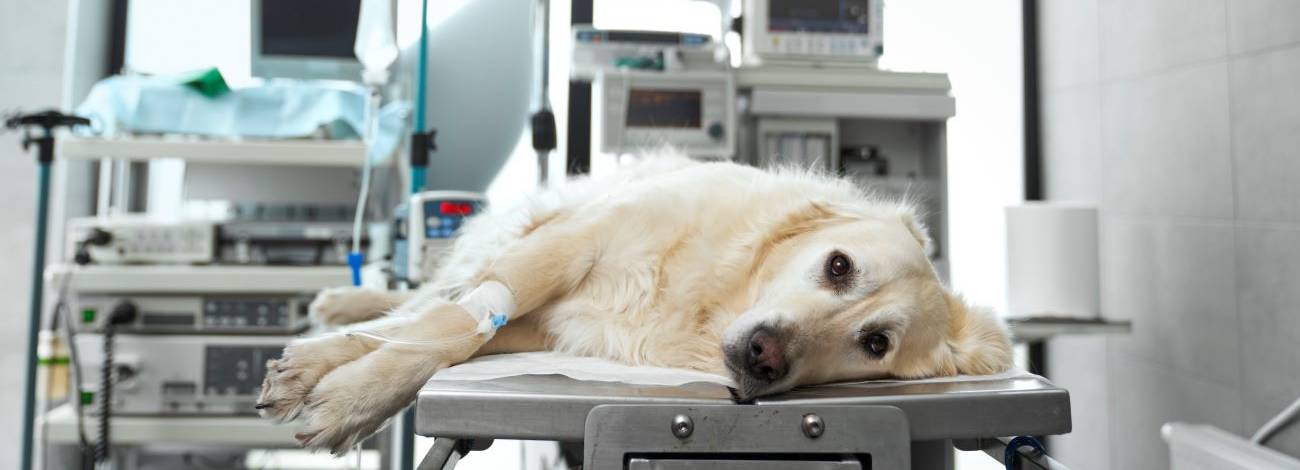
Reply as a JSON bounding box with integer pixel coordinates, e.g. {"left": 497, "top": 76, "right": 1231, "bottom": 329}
{"left": 257, "top": 156, "right": 1013, "bottom": 453}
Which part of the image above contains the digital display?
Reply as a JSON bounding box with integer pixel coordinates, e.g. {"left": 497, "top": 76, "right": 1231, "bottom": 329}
{"left": 626, "top": 90, "right": 702, "bottom": 129}
{"left": 769, "top": 0, "right": 870, "bottom": 34}
{"left": 260, "top": 0, "right": 361, "bottom": 58}
{"left": 424, "top": 200, "right": 481, "bottom": 238}
{"left": 440, "top": 201, "right": 475, "bottom": 216}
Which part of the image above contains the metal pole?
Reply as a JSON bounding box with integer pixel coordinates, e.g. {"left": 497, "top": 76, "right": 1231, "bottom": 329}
{"left": 410, "top": 0, "right": 431, "bottom": 194}
{"left": 21, "top": 149, "right": 53, "bottom": 470}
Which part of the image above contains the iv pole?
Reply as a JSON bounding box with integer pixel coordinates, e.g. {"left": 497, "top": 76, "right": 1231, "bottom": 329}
{"left": 6, "top": 110, "right": 90, "bottom": 470}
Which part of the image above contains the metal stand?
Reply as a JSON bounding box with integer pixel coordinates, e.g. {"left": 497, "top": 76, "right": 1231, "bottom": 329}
{"left": 955, "top": 437, "right": 1070, "bottom": 470}
{"left": 530, "top": 0, "right": 556, "bottom": 185}
{"left": 416, "top": 405, "right": 913, "bottom": 470}
{"left": 416, "top": 438, "right": 492, "bottom": 470}
{"left": 5, "top": 110, "right": 90, "bottom": 470}
{"left": 584, "top": 404, "right": 910, "bottom": 469}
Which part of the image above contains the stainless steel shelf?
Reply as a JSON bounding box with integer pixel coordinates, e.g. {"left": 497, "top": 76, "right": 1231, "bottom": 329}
{"left": 42, "top": 403, "right": 298, "bottom": 446}
{"left": 59, "top": 136, "right": 365, "bottom": 167}
{"left": 48, "top": 263, "right": 349, "bottom": 294}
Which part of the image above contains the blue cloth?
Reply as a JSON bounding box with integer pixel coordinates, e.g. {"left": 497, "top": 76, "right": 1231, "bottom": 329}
{"left": 76, "top": 75, "right": 409, "bottom": 164}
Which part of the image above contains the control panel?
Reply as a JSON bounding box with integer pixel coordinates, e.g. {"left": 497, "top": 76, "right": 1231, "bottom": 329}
{"left": 594, "top": 70, "right": 735, "bottom": 158}
{"left": 570, "top": 26, "right": 721, "bottom": 80}
{"left": 73, "top": 294, "right": 311, "bottom": 334}
{"left": 67, "top": 216, "right": 217, "bottom": 265}
{"left": 75, "top": 335, "right": 286, "bottom": 415}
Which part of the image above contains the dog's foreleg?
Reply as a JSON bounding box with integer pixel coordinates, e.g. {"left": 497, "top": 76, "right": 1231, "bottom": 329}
{"left": 287, "top": 220, "right": 600, "bottom": 453}
{"left": 292, "top": 299, "right": 487, "bottom": 453}
{"left": 258, "top": 288, "right": 420, "bottom": 422}
{"left": 475, "top": 218, "right": 601, "bottom": 315}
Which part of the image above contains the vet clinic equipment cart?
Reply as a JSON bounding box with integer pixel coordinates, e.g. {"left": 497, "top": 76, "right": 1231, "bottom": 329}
{"left": 414, "top": 374, "right": 1072, "bottom": 469}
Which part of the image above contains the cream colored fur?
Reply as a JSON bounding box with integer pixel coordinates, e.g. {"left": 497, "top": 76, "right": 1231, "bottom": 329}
{"left": 258, "top": 155, "right": 1013, "bottom": 454}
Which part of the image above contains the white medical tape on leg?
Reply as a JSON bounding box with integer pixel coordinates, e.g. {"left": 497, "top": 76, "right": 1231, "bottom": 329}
{"left": 456, "top": 281, "right": 516, "bottom": 337}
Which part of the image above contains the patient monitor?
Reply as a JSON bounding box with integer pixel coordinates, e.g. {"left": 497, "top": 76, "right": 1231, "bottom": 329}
{"left": 250, "top": 0, "right": 364, "bottom": 81}
{"left": 594, "top": 70, "right": 736, "bottom": 159}
{"left": 743, "top": 0, "right": 884, "bottom": 66}
{"left": 572, "top": 27, "right": 736, "bottom": 159}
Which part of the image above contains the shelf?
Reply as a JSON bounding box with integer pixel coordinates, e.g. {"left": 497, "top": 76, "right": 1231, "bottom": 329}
{"left": 1006, "top": 317, "right": 1133, "bottom": 342}
{"left": 737, "top": 66, "right": 952, "bottom": 93}
{"left": 59, "top": 135, "right": 366, "bottom": 167}
{"left": 749, "top": 88, "right": 956, "bottom": 120}
{"left": 48, "top": 264, "right": 350, "bottom": 294}
{"left": 737, "top": 67, "right": 955, "bottom": 121}
{"left": 42, "top": 403, "right": 298, "bottom": 446}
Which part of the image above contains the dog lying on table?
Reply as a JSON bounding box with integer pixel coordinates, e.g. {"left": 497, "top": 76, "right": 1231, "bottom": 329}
{"left": 257, "top": 156, "right": 1013, "bottom": 454}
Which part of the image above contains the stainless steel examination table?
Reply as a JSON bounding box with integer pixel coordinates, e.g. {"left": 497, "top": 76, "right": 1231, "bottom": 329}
{"left": 413, "top": 372, "right": 1072, "bottom": 469}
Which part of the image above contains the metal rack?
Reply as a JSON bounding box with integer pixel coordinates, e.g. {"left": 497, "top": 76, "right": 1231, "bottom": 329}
{"left": 414, "top": 373, "right": 1073, "bottom": 469}
{"left": 35, "top": 135, "right": 385, "bottom": 469}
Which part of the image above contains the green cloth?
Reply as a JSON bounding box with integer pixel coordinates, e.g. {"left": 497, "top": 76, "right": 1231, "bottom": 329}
{"left": 178, "top": 67, "right": 231, "bottom": 98}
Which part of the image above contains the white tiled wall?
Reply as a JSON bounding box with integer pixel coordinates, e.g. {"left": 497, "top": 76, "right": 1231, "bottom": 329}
{"left": 0, "top": 0, "right": 69, "bottom": 468}
{"left": 1040, "top": 0, "right": 1300, "bottom": 467}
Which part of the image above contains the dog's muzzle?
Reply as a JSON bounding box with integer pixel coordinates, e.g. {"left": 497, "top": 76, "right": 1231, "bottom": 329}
{"left": 725, "top": 325, "right": 790, "bottom": 398}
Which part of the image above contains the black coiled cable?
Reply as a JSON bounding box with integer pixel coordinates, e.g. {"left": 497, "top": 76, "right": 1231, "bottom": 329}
{"left": 95, "top": 301, "right": 135, "bottom": 466}
{"left": 95, "top": 322, "right": 114, "bottom": 464}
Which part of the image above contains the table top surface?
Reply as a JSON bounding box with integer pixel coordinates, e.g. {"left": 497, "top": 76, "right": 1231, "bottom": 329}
{"left": 416, "top": 373, "right": 1072, "bottom": 442}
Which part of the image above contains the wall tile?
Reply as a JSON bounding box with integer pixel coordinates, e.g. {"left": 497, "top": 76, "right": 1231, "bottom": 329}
{"left": 1100, "top": 218, "right": 1240, "bottom": 386}
{"left": 1100, "top": 63, "right": 1233, "bottom": 219}
{"left": 1039, "top": 0, "right": 1101, "bottom": 91}
{"left": 1228, "top": 0, "right": 1300, "bottom": 54}
{"left": 1230, "top": 46, "right": 1300, "bottom": 223}
{"left": 1046, "top": 337, "right": 1111, "bottom": 469}
{"left": 0, "top": 2, "right": 69, "bottom": 467}
{"left": 1107, "top": 353, "right": 1245, "bottom": 470}
{"left": 1099, "top": 0, "right": 1227, "bottom": 79}
{"left": 0, "top": 0, "right": 69, "bottom": 74}
{"left": 1235, "top": 226, "right": 1300, "bottom": 458}
{"left": 1043, "top": 85, "right": 1102, "bottom": 203}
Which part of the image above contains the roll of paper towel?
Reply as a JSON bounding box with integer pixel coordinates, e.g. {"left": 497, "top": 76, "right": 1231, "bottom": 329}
{"left": 1005, "top": 203, "right": 1100, "bottom": 318}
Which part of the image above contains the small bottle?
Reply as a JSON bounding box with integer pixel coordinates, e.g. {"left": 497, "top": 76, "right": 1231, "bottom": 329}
{"left": 37, "top": 330, "right": 70, "bottom": 402}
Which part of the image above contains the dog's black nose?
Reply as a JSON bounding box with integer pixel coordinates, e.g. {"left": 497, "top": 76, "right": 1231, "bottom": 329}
{"left": 746, "top": 328, "right": 788, "bottom": 382}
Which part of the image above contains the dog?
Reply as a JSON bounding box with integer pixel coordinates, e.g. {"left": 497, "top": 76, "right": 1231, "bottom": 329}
{"left": 257, "top": 156, "right": 1013, "bottom": 454}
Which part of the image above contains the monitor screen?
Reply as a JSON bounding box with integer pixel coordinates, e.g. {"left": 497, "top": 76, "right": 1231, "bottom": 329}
{"left": 768, "top": 0, "right": 870, "bottom": 34}
{"left": 626, "top": 90, "right": 703, "bottom": 129}
{"left": 259, "top": 0, "right": 360, "bottom": 58}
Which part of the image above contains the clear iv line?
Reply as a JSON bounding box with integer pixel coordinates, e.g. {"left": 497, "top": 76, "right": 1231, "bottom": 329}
{"left": 346, "top": 313, "right": 509, "bottom": 346}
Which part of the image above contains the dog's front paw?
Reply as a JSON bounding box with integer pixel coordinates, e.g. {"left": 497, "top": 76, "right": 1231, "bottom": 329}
{"left": 310, "top": 286, "right": 393, "bottom": 326}
{"left": 294, "top": 360, "right": 417, "bottom": 454}
{"left": 257, "top": 335, "right": 356, "bottom": 421}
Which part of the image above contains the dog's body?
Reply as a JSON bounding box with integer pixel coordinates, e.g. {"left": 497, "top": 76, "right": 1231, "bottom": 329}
{"left": 259, "top": 156, "right": 1013, "bottom": 453}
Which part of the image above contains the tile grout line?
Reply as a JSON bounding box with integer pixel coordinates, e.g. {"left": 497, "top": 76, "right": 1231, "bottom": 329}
{"left": 1095, "top": 2, "right": 1119, "bottom": 466}
{"left": 1223, "top": 0, "right": 1251, "bottom": 437}
{"left": 1086, "top": 36, "right": 1300, "bottom": 92}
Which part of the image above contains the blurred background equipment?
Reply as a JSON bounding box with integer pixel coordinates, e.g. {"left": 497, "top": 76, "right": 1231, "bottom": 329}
{"left": 250, "top": 0, "right": 365, "bottom": 81}
{"left": 573, "top": 26, "right": 736, "bottom": 159}
{"left": 404, "top": 191, "right": 486, "bottom": 283}
{"left": 594, "top": 69, "right": 735, "bottom": 158}
{"left": 742, "top": 0, "right": 884, "bottom": 66}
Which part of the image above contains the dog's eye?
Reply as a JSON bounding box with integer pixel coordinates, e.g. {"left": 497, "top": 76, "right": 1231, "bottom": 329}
{"left": 862, "top": 333, "right": 889, "bottom": 357}
{"left": 826, "top": 254, "right": 852, "bottom": 278}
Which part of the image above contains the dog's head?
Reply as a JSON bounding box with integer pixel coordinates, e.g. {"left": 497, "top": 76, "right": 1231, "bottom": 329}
{"left": 722, "top": 202, "right": 1012, "bottom": 399}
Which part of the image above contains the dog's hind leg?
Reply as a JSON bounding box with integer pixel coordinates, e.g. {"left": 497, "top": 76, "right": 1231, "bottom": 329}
{"left": 309, "top": 286, "right": 414, "bottom": 326}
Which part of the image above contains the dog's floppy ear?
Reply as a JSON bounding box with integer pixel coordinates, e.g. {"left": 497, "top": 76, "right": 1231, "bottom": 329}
{"left": 944, "top": 293, "right": 1013, "bottom": 375}
{"left": 899, "top": 209, "right": 933, "bottom": 257}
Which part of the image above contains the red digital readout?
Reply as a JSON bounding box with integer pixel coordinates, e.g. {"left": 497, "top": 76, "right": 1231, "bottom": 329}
{"left": 440, "top": 201, "right": 474, "bottom": 216}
